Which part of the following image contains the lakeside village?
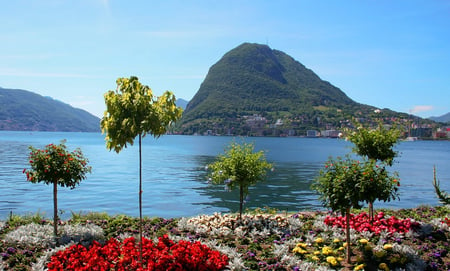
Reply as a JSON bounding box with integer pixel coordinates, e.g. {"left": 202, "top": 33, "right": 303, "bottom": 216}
{"left": 201, "top": 112, "right": 450, "bottom": 139}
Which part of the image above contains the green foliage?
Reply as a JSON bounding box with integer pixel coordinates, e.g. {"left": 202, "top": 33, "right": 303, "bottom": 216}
{"left": 358, "top": 160, "right": 400, "bottom": 206}
{"left": 312, "top": 156, "right": 366, "bottom": 214}
{"left": 433, "top": 166, "right": 450, "bottom": 205}
{"left": 346, "top": 123, "right": 401, "bottom": 219}
{"left": 347, "top": 123, "right": 401, "bottom": 166}
{"left": 24, "top": 140, "right": 91, "bottom": 188}
{"left": 100, "top": 76, "right": 183, "bottom": 153}
{"left": 207, "top": 142, "right": 272, "bottom": 217}
{"left": 5, "top": 212, "right": 47, "bottom": 230}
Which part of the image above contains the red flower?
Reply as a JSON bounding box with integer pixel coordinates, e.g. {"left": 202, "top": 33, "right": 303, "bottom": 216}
{"left": 47, "top": 236, "right": 229, "bottom": 271}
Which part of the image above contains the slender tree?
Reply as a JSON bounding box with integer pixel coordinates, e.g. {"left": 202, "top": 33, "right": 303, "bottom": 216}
{"left": 347, "top": 123, "right": 401, "bottom": 219}
{"left": 100, "top": 76, "right": 182, "bottom": 263}
{"left": 312, "top": 155, "right": 365, "bottom": 263}
{"left": 24, "top": 140, "right": 91, "bottom": 239}
{"left": 207, "top": 142, "right": 272, "bottom": 219}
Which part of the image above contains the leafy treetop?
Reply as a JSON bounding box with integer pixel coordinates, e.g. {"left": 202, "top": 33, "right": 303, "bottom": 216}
{"left": 312, "top": 156, "right": 366, "bottom": 215}
{"left": 24, "top": 140, "right": 91, "bottom": 188}
{"left": 347, "top": 123, "right": 400, "bottom": 166}
{"left": 101, "top": 76, "right": 183, "bottom": 153}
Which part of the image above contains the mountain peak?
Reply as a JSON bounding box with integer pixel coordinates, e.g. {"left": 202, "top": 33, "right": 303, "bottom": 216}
{"left": 177, "top": 42, "right": 416, "bottom": 136}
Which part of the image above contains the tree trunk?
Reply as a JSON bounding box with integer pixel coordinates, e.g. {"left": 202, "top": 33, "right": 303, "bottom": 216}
{"left": 369, "top": 201, "right": 374, "bottom": 222}
{"left": 53, "top": 181, "right": 58, "bottom": 242}
{"left": 138, "top": 134, "right": 143, "bottom": 265}
{"left": 239, "top": 184, "right": 243, "bottom": 220}
{"left": 345, "top": 207, "right": 351, "bottom": 264}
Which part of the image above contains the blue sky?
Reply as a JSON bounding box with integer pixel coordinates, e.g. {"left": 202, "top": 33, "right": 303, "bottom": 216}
{"left": 1, "top": 0, "right": 449, "bottom": 118}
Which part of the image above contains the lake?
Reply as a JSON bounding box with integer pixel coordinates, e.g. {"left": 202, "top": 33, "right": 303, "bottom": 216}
{"left": 0, "top": 131, "right": 449, "bottom": 219}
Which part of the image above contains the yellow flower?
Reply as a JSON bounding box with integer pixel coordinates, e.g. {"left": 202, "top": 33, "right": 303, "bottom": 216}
{"left": 296, "top": 242, "right": 308, "bottom": 248}
{"left": 379, "top": 262, "right": 389, "bottom": 271}
{"left": 354, "top": 264, "right": 365, "bottom": 271}
{"left": 314, "top": 251, "right": 321, "bottom": 255}
{"left": 326, "top": 256, "right": 339, "bottom": 266}
{"left": 343, "top": 242, "right": 348, "bottom": 247}
{"left": 338, "top": 246, "right": 345, "bottom": 251}
{"left": 333, "top": 238, "right": 341, "bottom": 243}
{"left": 322, "top": 246, "right": 333, "bottom": 255}
{"left": 315, "top": 237, "right": 324, "bottom": 244}
{"left": 359, "top": 238, "right": 369, "bottom": 245}
{"left": 383, "top": 244, "right": 393, "bottom": 250}
{"left": 311, "top": 256, "right": 320, "bottom": 261}
{"left": 292, "top": 247, "right": 308, "bottom": 254}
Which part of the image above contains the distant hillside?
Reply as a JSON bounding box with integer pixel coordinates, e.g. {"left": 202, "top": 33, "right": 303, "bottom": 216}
{"left": 176, "top": 98, "right": 189, "bottom": 110}
{"left": 0, "top": 87, "right": 100, "bottom": 132}
{"left": 177, "top": 43, "right": 415, "bottom": 136}
{"left": 429, "top": 112, "right": 450, "bottom": 123}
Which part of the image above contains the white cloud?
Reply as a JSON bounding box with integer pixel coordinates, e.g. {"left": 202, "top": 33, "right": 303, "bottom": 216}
{"left": 409, "top": 105, "right": 434, "bottom": 114}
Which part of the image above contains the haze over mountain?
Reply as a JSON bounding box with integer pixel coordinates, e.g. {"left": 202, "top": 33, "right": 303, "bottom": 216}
{"left": 429, "top": 112, "right": 450, "bottom": 123}
{"left": 0, "top": 87, "right": 100, "bottom": 132}
{"left": 177, "top": 43, "right": 415, "bottom": 136}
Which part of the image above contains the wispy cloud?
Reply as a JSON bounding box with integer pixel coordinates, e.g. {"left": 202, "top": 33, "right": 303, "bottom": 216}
{"left": 409, "top": 105, "right": 434, "bottom": 114}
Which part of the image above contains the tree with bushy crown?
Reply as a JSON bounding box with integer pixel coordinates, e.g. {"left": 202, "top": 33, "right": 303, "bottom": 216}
{"left": 207, "top": 142, "right": 272, "bottom": 219}
{"left": 312, "top": 155, "right": 366, "bottom": 263}
{"left": 347, "top": 122, "right": 400, "bottom": 166}
{"left": 100, "top": 76, "right": 183, "bottom": 263}
{"left": 24, "top": 140, "right": 91, "bottom": 239}
{"left": 347, "top": 123, "right": 401, "bottom": 220}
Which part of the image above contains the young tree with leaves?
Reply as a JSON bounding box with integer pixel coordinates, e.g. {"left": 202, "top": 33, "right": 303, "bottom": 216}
{"left": 358, "top": 160, "right": 400, "bottom": 212}
{"left": 24, "top": 140, "right": 91, "bottom": 239}
{"left": 207, "top": 142, "right": 272, "bottom": 219}
{"left": 312, "top": 156, "right": 367, "bottom": 263}
{"left": 347, "top": 123, "right": 401, "bottom": 220}
{"left": 100, "top": 76, "right": 182, "bottom": 263}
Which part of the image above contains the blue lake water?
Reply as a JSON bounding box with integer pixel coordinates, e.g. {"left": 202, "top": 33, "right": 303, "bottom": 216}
{"left": 0, "top": 131, "right": 449, "bottom": 219}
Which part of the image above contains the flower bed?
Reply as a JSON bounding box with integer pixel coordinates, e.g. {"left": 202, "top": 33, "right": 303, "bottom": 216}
{"left": 47, "top": 235, "right": 229, "bottom": 270}
{"left": 0, "top": 206, "right": 449, "bottom": 270}
{"left": 323, "top": 211, "right": 421, "bottom": 234}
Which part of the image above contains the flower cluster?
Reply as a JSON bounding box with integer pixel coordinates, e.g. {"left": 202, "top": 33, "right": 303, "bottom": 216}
{"left": 356, "top": 238, "right": 425, "bottom": 271}
{"left": 292, "top": 237, "right": 346, "bottom": 269}
{"left": 324, "top": 212, "right": 419, "bottom": 234}
{"left": 47, "top": 235, "right": 229, "bottom": 270}
{"left": 443, "top": 217, "right": 450, "bottom": 227}
{"left": 177, "top": 212, "right": 294, "bottom": 239}
{"left": 4, "top": 223, "right": 104, "bottom": 247}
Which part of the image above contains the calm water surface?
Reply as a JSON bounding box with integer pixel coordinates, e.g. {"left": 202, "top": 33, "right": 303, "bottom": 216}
{"left": 0, "top": 131, "right": 449, "bottom": 219}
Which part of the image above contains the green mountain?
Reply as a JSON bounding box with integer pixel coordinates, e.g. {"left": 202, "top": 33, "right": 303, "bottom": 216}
{"left": 0, "top": 87, "right": 100, "bottom": 132}
{"left": 177, "top": 43, "right": 414, "bottom": 136}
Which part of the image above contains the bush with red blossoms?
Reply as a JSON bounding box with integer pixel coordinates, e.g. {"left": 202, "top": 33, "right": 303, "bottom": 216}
{"left": 47, "top": 235, "right": 229, "bottom": 271}
{"left": 324, "top": 211, "right": 420, "bottom": 234}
